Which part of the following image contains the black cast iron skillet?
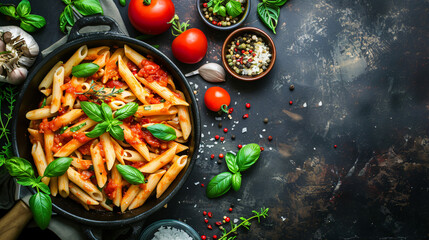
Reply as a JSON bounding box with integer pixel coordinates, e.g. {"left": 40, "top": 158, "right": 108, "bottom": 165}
{"left": 10, "top": 16, "right": 201, "bottom": 238}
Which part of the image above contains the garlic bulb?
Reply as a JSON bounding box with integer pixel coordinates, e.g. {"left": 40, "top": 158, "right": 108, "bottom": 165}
{"left": 0, "top": 26, "right": 39, "bottom": 85}
{"left": 185, "top": 63, "right": 226, "bottom": 83}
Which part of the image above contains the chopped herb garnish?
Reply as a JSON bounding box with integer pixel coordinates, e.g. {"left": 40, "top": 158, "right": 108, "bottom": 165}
{"left": 70, "top": 122, "right": 86, "bottom": 132}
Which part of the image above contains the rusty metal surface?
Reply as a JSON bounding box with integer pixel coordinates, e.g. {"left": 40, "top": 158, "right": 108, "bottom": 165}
{"left": 1, "top": 0, "right": 428, "bottom": 239}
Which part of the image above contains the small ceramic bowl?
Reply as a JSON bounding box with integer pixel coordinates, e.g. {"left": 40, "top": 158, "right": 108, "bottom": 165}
{"left": 196, "top": 0, "right": 251, "bottom": 31}
{"left": 222, "top": 27, "right": 276, "bottom": 81}
{"left": 139, "top": 219, "right": 200, "bottom": 240}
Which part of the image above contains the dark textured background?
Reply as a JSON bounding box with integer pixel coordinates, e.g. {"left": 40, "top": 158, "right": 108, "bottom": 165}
{"left": 1, "top": 0, "right": 428, "bottom": 239}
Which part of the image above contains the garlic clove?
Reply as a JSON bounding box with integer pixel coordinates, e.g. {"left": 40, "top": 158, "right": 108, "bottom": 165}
{"left": 3, "top": 32, "right": 12, "bottom": 43}
{"left": 185, "top": 63, "right": 226, "bottom": 83}
{"left": 18, "top": 56, "right": 36, "bottom": 68}
{"left": 0, "top": 40, "right": 5, "bottom": 52}
{"left": 7, "top": 66, "right": 27, "bottom": 85}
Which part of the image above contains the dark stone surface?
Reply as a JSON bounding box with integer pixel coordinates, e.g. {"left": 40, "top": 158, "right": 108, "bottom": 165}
{"left": 1, "top": 0, "right": 428, "bottom": 239}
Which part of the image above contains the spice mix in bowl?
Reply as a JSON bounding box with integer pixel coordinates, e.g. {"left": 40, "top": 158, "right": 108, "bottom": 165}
{"left": 197, "top": 0, "right": 251, "bottom": 30}
{"left": 222, "top": 27, "right": 276, "bottom": 81}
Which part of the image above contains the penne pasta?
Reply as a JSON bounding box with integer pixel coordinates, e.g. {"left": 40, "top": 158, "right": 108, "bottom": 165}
{"left": 134, "top": 103, "right": 178, "bottom": 118}
{"left": 156, "top": 155, "right": 187, "bottom": 198}
{"left": 136, "top": 75, "right": 189, "bottom": 106}
{"left": 128, "top": 169, "right": 166, "bottom": 210}
{"left": 176, "top": 90, "right": 191, "bottom": 140}
{"left": 31, "top": 141, "right": 49, "bottom": 185}
{"left": 138, "top": 145, "right": 177, "bottom": 173}
{"left": 90, "top": 140, "right": 107, "bottom": 188}
{"left": 85, "top": 46, "right": 110, "bottom": 60}
{"left": 50, "top": 66, "right": 65, "bottom": 113}
{"left": 63, "top": 45, "right": 88, "bottom": 77}
{"left": 118, "top": 55, "right": 150, "bottom": 105}
{"left": 38, "top": 61, "right": 63, "bottom": 96}
{"left": 67, "top": 167, "right": 103, "bottom": 201}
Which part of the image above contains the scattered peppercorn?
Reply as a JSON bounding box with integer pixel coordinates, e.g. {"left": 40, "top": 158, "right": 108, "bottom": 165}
{"left": 217, "top": 159, "right": 222, "bottom": 164}
{"left": 289, "top": 101, "right": 293, "bottom": 105}
{"left": 220, "top": 137, "right": 225, "bottom": 141}
{"left": 260, "top": 147, "right": 264, "bottom": 151}
{"left": 215, "top": 221, "right": 222, "bottom": 226}
{"left": 238, "top": 144, "right": 242, "bottom": 149}
{"left": 289, "top": 84, "right": 295, "bottom": 91}
{"left": 334, "top": 145, "right": 337, "bottom": 148}
{"left": 243, "top": 114, "right": 249, "bottom": 119}
{"left": 204, "top": 218, "right": 209, "bottom": 223}
{"left": 268, "top": 136, "right": 273, "bottom": 141}
{"left": 231, "top": 134, "right": 236, "bottom": 140}
{"left": 201, "top": 235, "right": 207, "bottom": 240}
{"left": 215, "top": 135, "right": 220, "bottom": 140}
{"left": 223, "top": 128, "right": 228, "bottom": 133}
{"left": 230, "top": 203, "right": 234, "bottom": 208}
{"left": 225, "top": 217, "right": 230, "bottom": 222}
{"left": 219, "top": 154, "right": 224, "bottom": 159}
{"left": 264, "top": 118, "right": 269, "bottom": 123}
{"left": 213, "top": 235, "right": 218, "bottom": 239}
{"left": 228, "top": 108, "right": 234, "bottom": 114}
{"left": 229, "top": 207, "right": 233, "bottom": 212}
{"left": 201, "top": 183, "right": 205, "bottom": 187}
{"left": 245, "top": 103, "right": 251, "bottom": 108}
{"left": 218, "top": 122, "right": 222, "bottom": 128}
{"left": 210, "top": 154, "right": 215, "bottom": 159}
{"left": 207, "top": 224, "right": 213, "bottom": 230}
{"left": 208, "top": 212, "right": 213, "bottom": 218}
{"left": 203, "top": 211, "right": 207, "bottom": 216}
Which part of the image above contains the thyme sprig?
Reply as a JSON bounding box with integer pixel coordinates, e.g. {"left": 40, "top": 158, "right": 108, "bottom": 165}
{"left": 0, "top": 83, "right": 18, "bottom": 165}
{"left": 219, "top": 207, "right": 269, "bottom": 240}
{"left": 75, "top": 80, "right": 124, "bottom": 100}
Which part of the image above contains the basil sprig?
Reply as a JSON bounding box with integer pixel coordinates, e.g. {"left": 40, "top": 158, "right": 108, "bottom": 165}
{"left": 257, "top": 0, "right": 288, "bottom": 34}
{"left": 59, "top": 0, "right": 103, "bottom": 33}
{"left": 71, "top": 63, "right": 100, "bottom": 78}
{"left": 146, "top": 124, "right": 177, "bottom": 141}
{"left": 4, "top": 157, "right": 72, "bottom": 229}
{"left": 0, "top": 0, "right": 46, "bottom": 32}
{"left": 116, "top": 164, "right": 145, "bottom": 185}
{"left": 81, "top": 101, "right": 138, "bottom": 141}
{"left": 207, "top": 0, "right": 243, "bottom": 18}
{"left": 206, "top": 144, "right": 261, "bottom": 198}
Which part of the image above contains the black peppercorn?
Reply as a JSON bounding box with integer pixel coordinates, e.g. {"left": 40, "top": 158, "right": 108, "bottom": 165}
{"left": 231, "top": 134, "right": 236, "bottom": 140}
{"left": 263, "top": 118, "right": 269, "bottom": 123}
{"left": 289, "top": 84, "right": 295, "bottom": 91}
{"left": 217, "top": 159, "right": 222, "bottom": 164}
{"left": 218, "top": 122, "right": 222, "bottom": 128}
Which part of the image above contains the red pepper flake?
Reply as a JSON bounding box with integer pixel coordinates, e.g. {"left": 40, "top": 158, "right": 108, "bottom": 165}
{"left": 236, "top": 42, "right": 240, "bottom": 46}
{"left": 208, "top": 212, "right": 213, "bottom": 218}
{"left": 268, "top": 136, "right": 273, "bottom": 141}
{"left": 219, "top": 154, "right": 224, "bottom": 159}
{"left": 203, "top": 211, "right": 207, "bottom": 216}
{"left": 201, "top": 183, "right": 205, "bottom": 187}
{"left": 225, "top": 217, "right": 230, "bottom": 222}
{"left": 215, "top": 135, "right": 220, "bottom": 140}
{"left": 249, "top": 49, "right": 253, "bottom": 53}
{"left": 238, "top": 144, "right": 242, "bottom": 149}
{"left": 223, "top": 128, "right": 228, "bottom": 133}
{"left": 248, "top": 58, "right": 253, "bottom": 62}
{"left": 289, "top": 101, "right": 293, "bottom": 105}
{"left": 213, "top": 235, "right": 218, "bottom": 239}
{"left": 228, "top": 108, "right": 234, "bottom": 114}
{"left": 210, "top": 154, "right": 215, "bottom": 159}
{"left": 241, "top": 50, "right": 245, "bottom": 54}
{"left": 253, "top": 53, "right": 256, "bottom": 57}
{"left": 220, "top": 137, "right": 225, "bottom": 141}
{"left": 212, "top": 21, "right": 217, "bottom": 25}
{"left": 229, "top": 207, "right": 233, "bottom": 212}
{"left": 334, "top": 145, "right": 337, "bottom": 148}
{"left": 217, "top": 22, "right": 222, "bottom": 26}
{"left": 203, "top": 3, "right": 208, "bottom": 7}
{"left": 215, "top": 221, "right": 222, "bottom": 226}
{"left": 245, "top": 103, "right": 251, "bottom": 109}
{"left": 234, "top": 48, "right": 238, "bottom": 52}
{"left": 242, "top": 114, "right": 249, "bottom": 119}
{"left": 260, "top": 147, "right": 265, "bottom": 151}
{"left": 201, "top": 235, "right": 207, "bottom": 240}
{"left": 204, "top": 218, "right": 209, "bottom": 223}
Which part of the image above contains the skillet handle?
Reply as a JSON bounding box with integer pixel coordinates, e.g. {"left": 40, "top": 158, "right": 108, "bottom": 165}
{"left": 68, "top": 16, "right": 123, "bottom": 42}
{"left": 0, "top": 200, "right": 33, "bottom": 240}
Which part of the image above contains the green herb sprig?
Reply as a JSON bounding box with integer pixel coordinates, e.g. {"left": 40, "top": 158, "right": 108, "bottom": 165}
{"left": 59, "top": 0, "right": 103, "bottom": 33}
{"left": 75, "top": 80, "right": 124, "bottom": 100}
{"left": 206, "top": 143, "right": 261, "bottom": 198}
{"left": 81, "top": 101, "right": 138, "bottom": 141}
{"left": 0, "top": 84, "right": 17, "bottom": 165}
{"left": 207, "top": 0, "right": 243, "bottom": 18}
{"left": 0, "top": 0, "right": 46, "bottom": 32}
{"left": 257, "top": 0, "right": 288, "bottom": 34}
{"left": 2, "top": 157, "right": 73, "bottom": 229}
{"left": 219, "top": 207, "right": 269, "bottom": 240}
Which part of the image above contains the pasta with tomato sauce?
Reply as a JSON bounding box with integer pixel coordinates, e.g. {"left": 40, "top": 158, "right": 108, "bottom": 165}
{"left": 26, "top": 44, "right": 192, "bottom": 212}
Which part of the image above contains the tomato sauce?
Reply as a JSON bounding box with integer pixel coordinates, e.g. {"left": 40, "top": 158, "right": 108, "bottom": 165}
{"left": 106, "top": 80, "right": 126, "bottom": 89}
{"left": 80, "top": 170, "right": 94, "bottom": 180}
{"left": 104, "top": 179, "right": 117, "bottom": 199}
{"left": 74, "top": 132, "right": 90, "bottom": 143}
{"left": 137, "top": 60, "right": 168, "bottom": 87}
{"left": 78, "top": 141, "right": 92, "bottom": 155}
{"left": 52, "top": 133, "right": 72, "bottom": 153}
{"left": 141, "top": 129, "right": 161, "bottom": 148}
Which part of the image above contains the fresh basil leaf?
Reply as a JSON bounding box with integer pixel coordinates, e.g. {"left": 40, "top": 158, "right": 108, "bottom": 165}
{"left": 231, "top": 172, "right": 241, "bottom": 192}
{"left": 16, "top": 0, "right": 31, "bottom": 17}
{"left": 16, "top": 176, "right": 38, "bottom": 187}
{"left": 70, "top": 123, "right": 86, "bottom": 132}
{"left": 59, "top": 11, "right": 68, "bottom": 33}
{"left": 100, "top": 102, "right": 113, "bottom": 122}
{"left": 213, "top": 3, "right": 220, "bottom": 14}
{"left": 266, "top": 0, "right": 288, "bottom": 7}
{"left": 71, "top": 63, "right": 100, "bottom": 78}
{"left": 0, "top": 5, "right": 18, "bottom": 19}
{"left": 80, "top": 101, "right": 104, "bottom": 122}
{"left": 29, "top": 192, "right": 52, "bottom": 230}
{"left": 206, "top": 172, "right": 233, "bottom": 198}
{"left": 62, "top": 0, "right": 72, "bottom": 5}
{"left": 108, "top": 125, "right": 124, "bottom": 141}
{"left": 225, "top": 152, "right": 239, "bottom": 173}
{"left": 114, "top": 102, "right": 138, "bottom": 120}
{"left": 226, "top": 0, "right": 242, "bottom": 18}
{"left": 43, "top": 157, "right": 73, "bottom": 178}
{"left": 21, "top": 14, "right": 46, "bottom": 29}
{"left": 119, "top": 0, "right": 126, "bottom": 7}
{"left": 218, "top": 5, "right": 226, "bottom": 17}
{"left": 206, "top": 0, "right": 214, "bottom": 8}
{"left": 20, "top": 20, "right": 37, "bottom": 32}
{"left": 116, "top": 164, "right": 145, "bottom": 185}
{"left": 64, "top": 5, "right": 74, "bottom": 27}
{"left": 257, "top": 2, "right": 280, "bottom": 34}
{"left": 146, "top": 124, "right": 176, "bottom": 141}
{"left": 37, "top": 181, "right": 51, "bottom": 195}
{"left": 86, "top": 121, "right": 109, "bottom": 138}
{"left": 73, "top": 0, "right": 103, "bottom": 16}
{"left": 5, "top": 157, "right": 35, "bottom": 179}
{"left": 236, "top": 143, "right": 261, "bottom": 172}
{"left": 110, "top": 119, "right": 123, "bottom": 126}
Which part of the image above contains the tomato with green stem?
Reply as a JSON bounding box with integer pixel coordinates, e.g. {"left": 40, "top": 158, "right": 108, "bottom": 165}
{"left": 169, "top": 15, "right": 208, "bottom": 64}
{"left": 128, "top": 0, "right": 175, "bottom": 35}
{"left": 204, "top": 86, "right": 231, "bottom": 113}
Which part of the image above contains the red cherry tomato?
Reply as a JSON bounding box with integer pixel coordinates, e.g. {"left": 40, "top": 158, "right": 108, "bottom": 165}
{"left": 128, "top": 0, "right": 175, "bottom": 35}
{"left": 172, "top": 28, "right": 208, "bottom": 64}
{"left": 204, "top": 87, "right": 230, "bottom": 113}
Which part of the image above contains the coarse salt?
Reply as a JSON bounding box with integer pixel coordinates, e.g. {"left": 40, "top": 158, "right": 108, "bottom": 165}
{"left": 151, "top": 226, "right": 192, "bottom": 240}
{"left": 242, "top": 127, "right": 247, "bottom": 133}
